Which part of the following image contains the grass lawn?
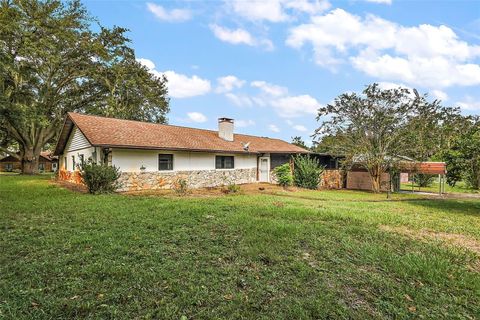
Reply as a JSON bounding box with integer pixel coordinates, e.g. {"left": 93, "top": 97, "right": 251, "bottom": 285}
{"left": 1, "top": 175, "right": 479, "bottom": 319}
{"left": 401, "top": 180, "right": 479, "bottom": 194}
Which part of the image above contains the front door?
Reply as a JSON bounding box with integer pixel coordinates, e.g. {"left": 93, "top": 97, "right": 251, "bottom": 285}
{"left": 259, "top": 157, "right": 270, "bottom": 182}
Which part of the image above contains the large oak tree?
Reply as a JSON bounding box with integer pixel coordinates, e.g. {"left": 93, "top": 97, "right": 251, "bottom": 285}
{"left": 0, "top": 0, "right": 169, "bottom": 174}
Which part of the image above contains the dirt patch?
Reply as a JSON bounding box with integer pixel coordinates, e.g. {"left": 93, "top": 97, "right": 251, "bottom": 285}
{"left": 380, "top": 225, "right": 480, "bottom": 255}
{"left": 122, "top": 183, "right": 299, "bottom": 198}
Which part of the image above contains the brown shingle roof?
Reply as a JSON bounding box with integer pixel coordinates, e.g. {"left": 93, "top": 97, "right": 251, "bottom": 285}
{"left": 55, "top": 113, "right": 309, "bottom": 155}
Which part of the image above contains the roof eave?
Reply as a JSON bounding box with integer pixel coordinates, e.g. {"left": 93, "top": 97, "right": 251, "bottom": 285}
{"left": 91, "top": 144, "right": 308, "bottom": 155}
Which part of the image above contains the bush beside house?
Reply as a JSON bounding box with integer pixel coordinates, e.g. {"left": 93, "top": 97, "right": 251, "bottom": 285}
{"left": 293, "top": 155, "right": 324, "bottom": 190}
{"left": 273, "top": 163, "right": 293, "bottom": 187}
{"left": 79, "top": 162, "right": 121, "bottom": 194}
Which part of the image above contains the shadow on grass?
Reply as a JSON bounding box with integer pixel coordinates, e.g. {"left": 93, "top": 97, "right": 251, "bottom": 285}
{"left": 266, "top": 191, "right": 439, "bottom": 203}
{"left": 408, "top": 198, "right": 480, "bottom": 217}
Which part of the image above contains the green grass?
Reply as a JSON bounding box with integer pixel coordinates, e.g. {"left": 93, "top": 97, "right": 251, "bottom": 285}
{"left": 401, "top": 180, "right": 479, "bottom": 194}
{"left": 1, "top": 175, "right": 479, "bottom": 319}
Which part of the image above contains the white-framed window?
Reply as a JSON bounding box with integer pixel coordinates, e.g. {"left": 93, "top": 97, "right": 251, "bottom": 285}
{"left": 215, "top": 156, "right": 234, "bottom": 169}
{"left": 158, "top": 154, "right": 173, "bottom": 171}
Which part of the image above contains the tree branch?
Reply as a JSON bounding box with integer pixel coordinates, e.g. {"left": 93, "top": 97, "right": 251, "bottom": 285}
{"left": 0, "top": 147, "right": 20, "bottom": 159}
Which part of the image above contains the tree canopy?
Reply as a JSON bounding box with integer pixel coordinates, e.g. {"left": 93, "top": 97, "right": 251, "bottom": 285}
{"left": 441, "top": 117, "right": 480, "bottom": 189}
{"left": 291, "top": 136, "right": 309, "bottom": 150}
{"left": 0, "top": 0, "right": 169, "bottom": 173}
{"left": 314, "top": 83, "right": 450, "bottom": 192}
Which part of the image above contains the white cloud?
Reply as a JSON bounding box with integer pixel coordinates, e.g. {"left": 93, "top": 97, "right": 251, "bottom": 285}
{"left": 146, "top": 3, "right": 192, "bottom": 22}
{"left": 210, "top": 24, "right": 255, "bottom": 45}
{"left": 210, "top": 24, "right": 274, "bottom": 50}
{"left": 456, "top": 96, "right": 480, "bottom": 111}
{"left": 224, "top": 79, "right": 321, "bottom": 118}
{"left": 225, "top": 93, "right": 254, "bottom": 107}
{"left": 293, "top": 124, "right": 308, "bottom": 132}
{"left": 230, "top": 0, "right": 288, "bottom": 22}
{"left": 286, "top": 9, "right": 480, "bottom": 88}
{"left": 228, "top": 0, "right": 330, "bottom": 22}
{"left": 137, "top": 58, "right": 212, "bottom": 98}
{"left": 271, "top": 94, "right": 320, "bottom": 118}
{"left": 431, "top": 89, "right": 449, "bottom": 101}
{"left": 269, "top": 124, "right": 280, "bottom": 132}
{"left": 163, "top": 71, "right": 211, "bottom": 98}
{"left": 377, "top": 82, "right": 411, "bottom": 91}
{"left": 187, "top": 112, "right": 207, "bottom": 123}
{"left": 364, "top": 0, "right": 392, "bottom": 4}
{"left": 216, "top": 76, "right": 246, "bottom": 93}
{"left": 251, "top": 81, "right": 288, "bottom": 97}
{"left": 285, "top": 0, "right": 331, "bottom": 14}
{"left": 236, "top": 119, "right": 256, "bottom": 127}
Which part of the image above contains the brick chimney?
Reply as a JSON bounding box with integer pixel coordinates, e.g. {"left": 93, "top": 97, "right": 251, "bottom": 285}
{"left": 218, "top": 117, "right": 234, "bottom": 141}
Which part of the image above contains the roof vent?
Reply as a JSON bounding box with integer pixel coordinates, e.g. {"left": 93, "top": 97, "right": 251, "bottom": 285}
{"left": 218, "top": 117, "right": 234, "bottom": 141}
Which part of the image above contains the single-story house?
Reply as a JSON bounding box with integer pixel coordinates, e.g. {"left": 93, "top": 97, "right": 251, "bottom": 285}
{"left": 53, "top": 113, "right": 309, "bottom": 191}
{"left": 0, "top": 152, "right": 58, "bottom": 172}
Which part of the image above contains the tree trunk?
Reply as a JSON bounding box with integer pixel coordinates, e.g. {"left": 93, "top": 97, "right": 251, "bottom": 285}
{"left": 371, "top": 175, "right": 381, "bottom": 193}
{"left": 21, "top": 145, "right": 41, "bottom": 175}
{"left": 369, "top": 165, "right": 382, "bottom": 193}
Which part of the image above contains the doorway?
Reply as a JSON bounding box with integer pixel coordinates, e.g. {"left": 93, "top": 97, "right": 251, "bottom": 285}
{"left": 259, "top": 157, "right": 270, "bottom": 182}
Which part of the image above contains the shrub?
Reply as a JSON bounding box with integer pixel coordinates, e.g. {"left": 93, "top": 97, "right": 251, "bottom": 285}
{"left": 226, "top": 182, "right": 240, "bottom": 193}
{"left": 293, "top": 155, "right": 324, "bottom": 189}
{"left": 172, "top": 177, "right": 189, "bottom": 195}
{"left": 221, "top": 176, "right": 241, "bottom": 194}
{"left": 413, "top": 173, "right": 435, "bottom": 187}
{"left": 79, "top": 161, "right": 121, "bottom": 194}
{"left": 273, "top": 163, "right": 293, "bottom": 187}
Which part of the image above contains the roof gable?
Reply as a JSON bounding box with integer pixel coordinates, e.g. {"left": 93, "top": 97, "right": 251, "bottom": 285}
{"left": 54, "top": 113, "right": 309, "bottom": 155}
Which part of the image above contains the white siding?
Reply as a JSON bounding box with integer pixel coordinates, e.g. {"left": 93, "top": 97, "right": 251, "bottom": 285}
{"left": 66, "top": 127, "right": 91, "bottom": 152}
{"left": 111, "top": 148, "right": 258, "bottom": 172}
{"left": 59, "top": 126, "right": 95, "bottom": 171}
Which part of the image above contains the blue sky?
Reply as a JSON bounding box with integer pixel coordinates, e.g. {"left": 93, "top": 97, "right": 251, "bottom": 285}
{"left": 84, "top": 0, "right": 480, "bottom": 145}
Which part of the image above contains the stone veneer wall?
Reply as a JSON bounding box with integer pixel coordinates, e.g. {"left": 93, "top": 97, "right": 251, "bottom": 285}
{"left": 320, "top": 170, "right": 343, "bottom": 189}
{"left": 117, "top": 168, "right": 257, "bottom": 192}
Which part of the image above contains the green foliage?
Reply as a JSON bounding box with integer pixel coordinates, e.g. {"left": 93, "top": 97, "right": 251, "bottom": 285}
{"left": 226, "top": 182, "right": 240, "bottom": 193}
{"left": 315, "top": 83, "right": 457, "bottom": 192}
{"left": 79, "top": 161, "right": 121, "bottom": 194}
{"left": 0, "top": 0, "right": 169, "bottom": 173}
{"left": 172, "top": 178, "right": 189, "bottom": 195}
{"left": 412, "top": 174, "right": 435, "bottom": 187}
{"left": 312, "top": 135, "right": 337, "bottom": 153}
{"left": 464, "top": 166, "right": 480, "bottom": 190}
{"left": 273, "top": 163, "right": 293, "bottom": 187}
{"left": 293, "top": 155, "right": 323, "bottom": 189}
{"left": 403, "top": 102, "right": 461, "bottom": 162}
{"left": 221, "top": 177, "right": 240, "bottom": 194}
{"left": 439, "top": 117, "right": 480, "bottom": 190}
{"left": 439, "top": 150, "right": 463, "bottom": 187}
{"left": 291, "top": 136, "right": 309, "bottom": 150}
